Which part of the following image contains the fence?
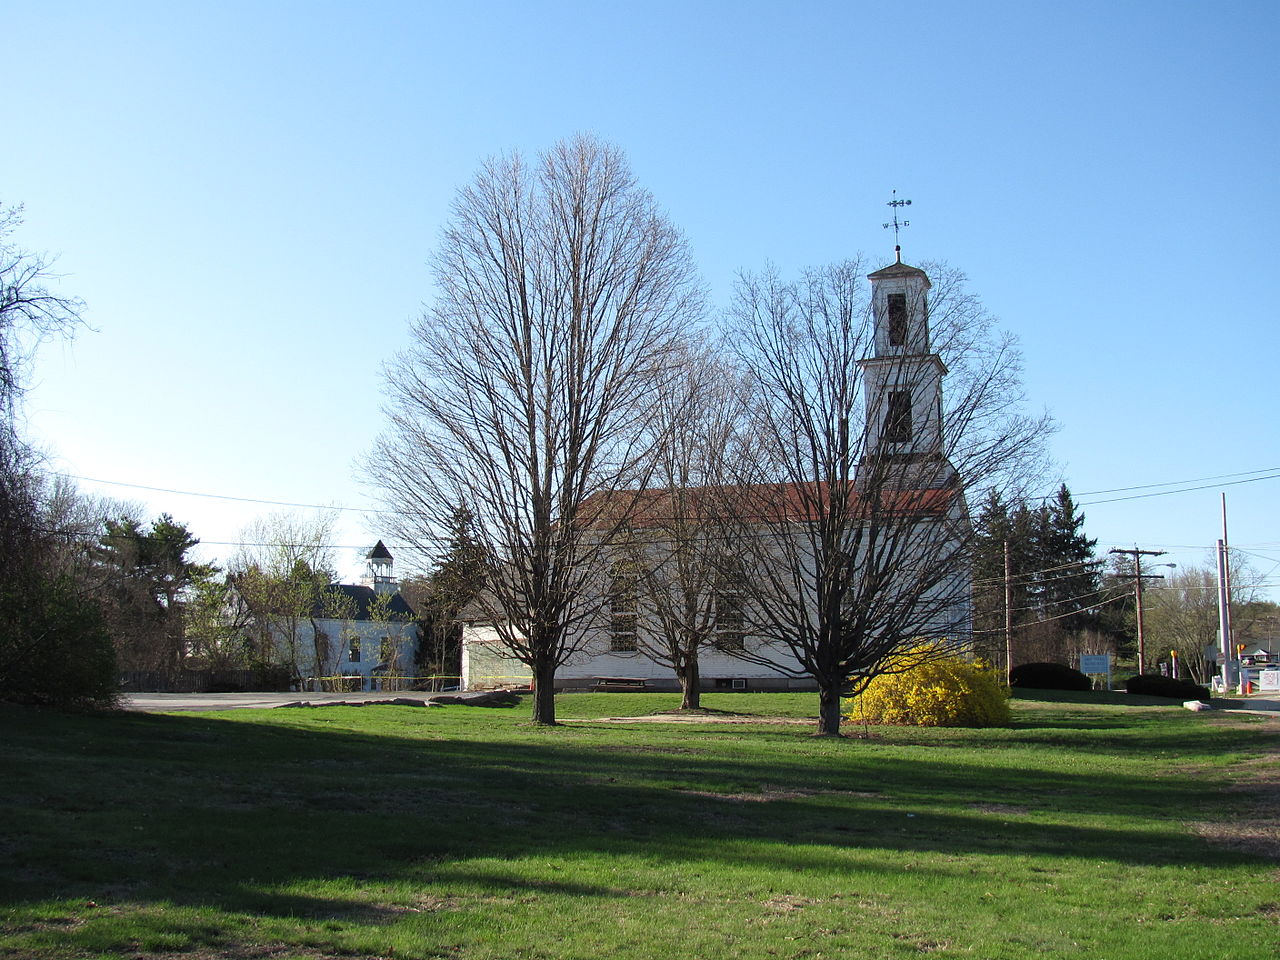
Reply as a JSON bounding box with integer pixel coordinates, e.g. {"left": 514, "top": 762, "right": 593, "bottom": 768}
{"left": 293, "top": 675, "right": 463, "bottom": 693}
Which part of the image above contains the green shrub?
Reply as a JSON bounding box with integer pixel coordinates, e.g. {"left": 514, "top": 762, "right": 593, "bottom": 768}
{"left": 0, "top": 574, "right": 119, "bottom": 709}
{"left": 1010, "top": 662, "right": 1092, "bottom": 691}
{"left": 1125, "top": 673, "right": 1210, "bottom": 701}
{"left": 844, "top": 644, "right": 1011, "bottom": 727}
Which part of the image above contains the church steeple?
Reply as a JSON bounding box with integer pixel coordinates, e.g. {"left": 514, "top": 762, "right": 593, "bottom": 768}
{"left": 857, "top": 258, "right": 956, "bottom": 490}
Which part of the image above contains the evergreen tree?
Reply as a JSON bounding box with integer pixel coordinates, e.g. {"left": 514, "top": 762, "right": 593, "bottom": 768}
{"left": 971, "top": 484, "right": 1101, "bottom": 666}
{"left": 971, "top": 490, "right": 1012, "bottom": 659}
{"left": 1037, "top": 485, "right": 1100, "bottom": 634}
{"left": 405, "top": 505, "right": 489, "bottom": 684}
{"left": 96, "top": 513, "right": 218, "bottom": 674}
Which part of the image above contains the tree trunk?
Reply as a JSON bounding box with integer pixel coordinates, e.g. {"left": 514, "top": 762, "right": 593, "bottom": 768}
{"left": 530, "top": 660, "right": 558, "bottom": 725}
{"left": 816, "top": 681, "right": 844, "bottom": 736}
{"left": 679, "top": 657, "right": 701, "bottom": 710}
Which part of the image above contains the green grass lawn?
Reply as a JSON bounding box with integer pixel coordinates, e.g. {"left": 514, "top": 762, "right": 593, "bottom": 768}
{"left": 1, "top": 693, "right": 1276, "bottom": 959}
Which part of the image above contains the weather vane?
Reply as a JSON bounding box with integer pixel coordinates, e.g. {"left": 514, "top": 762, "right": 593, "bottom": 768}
{"left": 882, "top": 190, "right": 911, "bottom": 262}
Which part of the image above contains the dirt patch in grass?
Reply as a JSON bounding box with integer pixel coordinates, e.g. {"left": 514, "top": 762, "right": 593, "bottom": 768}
{"left": 568, "top": 714, "right": 813, "bottom": 725}
{"left": 969, "top": 802, "right": 1031, "bottom": 816}
{"left": 892, "top": 932, "right": 953, "bottom": 953}
{"left": 601, "top": 744, "right": 704, "bottom": 754}
{"left": 675, "top": 784, "right": 818, "bottom": 802}
{"left": 140, "top": 950, "right": 391, "bottom": 960}
{"left": 1189, "top": 750, "right": 1280, "bottom": 859}
{"left": 763, "top": 893, "right": 823, "bottom": 912}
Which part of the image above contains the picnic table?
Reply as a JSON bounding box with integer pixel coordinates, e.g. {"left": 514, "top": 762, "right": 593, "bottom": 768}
{"left": 592, "top": 676, "right": 649, "bottom": 691}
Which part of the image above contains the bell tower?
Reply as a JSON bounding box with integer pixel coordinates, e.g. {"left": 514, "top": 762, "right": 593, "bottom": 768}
{"left": 857, "top": 257, "right": 957, "bottom": 491}
{"left": 363, "top": 540, "right": 397, "bottom": 596}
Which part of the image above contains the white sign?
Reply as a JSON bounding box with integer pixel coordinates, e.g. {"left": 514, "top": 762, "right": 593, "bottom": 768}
{"left": 1260, "top": 670, "right": 1280, "bottom": 692}
{"left": 1080, "top": 655, "right": 1111, "bottom": 674}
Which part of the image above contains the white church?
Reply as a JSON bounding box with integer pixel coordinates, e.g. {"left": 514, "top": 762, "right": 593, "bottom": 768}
{"left": 461, "top": 253, "right": 971, "bottom": 692}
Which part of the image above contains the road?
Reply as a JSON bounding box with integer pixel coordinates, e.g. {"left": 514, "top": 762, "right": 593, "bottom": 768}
{"left": 121, "top": 691, "right": 479, "bottom": 712}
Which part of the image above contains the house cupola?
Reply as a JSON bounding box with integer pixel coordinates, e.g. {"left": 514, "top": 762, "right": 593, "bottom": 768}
{"left": 364, "top": 540, "right": 396, "bottom": 595}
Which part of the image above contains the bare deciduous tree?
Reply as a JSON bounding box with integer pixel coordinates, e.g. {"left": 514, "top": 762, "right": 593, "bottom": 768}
{"left": 368, "top": 135, "right": 703, "bottom": 724}
{"left": 609, "top": 342, "right": 749, "bottom": 709}
{"left": 0, "top": 205, "right": 119, "bottom": 708}
{"left": 0, "top": 203, "right": 85, "bottom": 574}
{"left": 724, "top": 258, "right": 1052, "bottom": 735}
{"left": 229, "top": 511, "right": 339, "bottom": 689}
{"left": 1142, "top": 556, "right": 1271, "bottom": 682}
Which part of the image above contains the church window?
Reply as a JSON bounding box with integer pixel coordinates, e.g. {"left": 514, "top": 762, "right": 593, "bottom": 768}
{"left": 884, "top": 391, "right": 914, "bottom": 444}
{"left": 887, "top": 294, "right": 908, "bottom": 347}
{"left": 608, "top": 563, "right": 639, "bottom": 652}
{"left": 714, "top": 562, "right": 746, "bottom": 652}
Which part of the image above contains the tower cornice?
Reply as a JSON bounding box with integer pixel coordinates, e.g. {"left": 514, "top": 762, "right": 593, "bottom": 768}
{"left": 857, "top": 353, "right": 949, "bottom": 376}
{"left": 867, "top": 261, "right": 931, "bottom": 284}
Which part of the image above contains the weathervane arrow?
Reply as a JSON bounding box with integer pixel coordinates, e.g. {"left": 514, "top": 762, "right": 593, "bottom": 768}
{"left": 883, "top": 190, "right": 912, "bottom": 262}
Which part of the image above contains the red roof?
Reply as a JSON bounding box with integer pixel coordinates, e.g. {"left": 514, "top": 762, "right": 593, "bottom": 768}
{"left": 577, "top": 482, "right": 956, "bottom": 529}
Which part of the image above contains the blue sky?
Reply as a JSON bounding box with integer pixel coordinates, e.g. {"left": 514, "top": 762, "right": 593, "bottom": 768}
{"left": 5, "top": 0, "right": 1278, "bottom": 595}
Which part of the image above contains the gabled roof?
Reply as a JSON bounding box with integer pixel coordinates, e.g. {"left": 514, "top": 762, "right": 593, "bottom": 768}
{"left": 317, "top": 583, "right": 415, "bottom": 621}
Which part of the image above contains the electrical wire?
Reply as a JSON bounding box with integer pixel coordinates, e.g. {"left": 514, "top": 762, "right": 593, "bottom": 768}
{"left": 58, "top": 464, "right": 1280, "bottom": 519}
{"left": 56, "top": 473, "right": 383, "bottom": 514}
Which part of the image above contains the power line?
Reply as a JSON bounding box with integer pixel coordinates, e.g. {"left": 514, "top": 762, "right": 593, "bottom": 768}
{"left": 59, "top": 465, "right": 1280, "bottom": 517}
{"left": 1073, "top": 466, "right": 1280, "bottom": 497}
{"left": 972, "top": 557, "right": 1102, "bottom": 588}
{"left": 971, "top": 593, "right": 1131, "bottom": 635}
{"left": 1075, "top": 471, "right": 1280, "bottom": 507}
{"left": 56, "top": 473, "right": 383, "bottom": 514}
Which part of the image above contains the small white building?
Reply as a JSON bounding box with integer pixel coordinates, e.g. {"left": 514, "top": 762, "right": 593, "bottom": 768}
{"left": 271, "top": 541, "right": 420, "bottom": 691}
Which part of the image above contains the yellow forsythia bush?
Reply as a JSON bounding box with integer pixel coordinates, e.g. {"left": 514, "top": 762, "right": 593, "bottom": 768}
{"left": 843, "top": 643, "right": 1011, "bottom": 727}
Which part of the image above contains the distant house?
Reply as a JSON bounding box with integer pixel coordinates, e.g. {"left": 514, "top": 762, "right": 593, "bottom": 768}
{"left": 461, "top": 256, "right": 972, "bottom": 692}
{"left": 239, "top": 541, "right": 419, "bottom": 692}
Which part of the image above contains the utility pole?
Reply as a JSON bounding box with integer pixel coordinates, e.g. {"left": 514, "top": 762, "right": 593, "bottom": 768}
{"left": 1004, "top": 540, "right": 1013, "bottom": 685}
{"left": 1220, "top": 494, "right": 1235, "bottom": 682}
{"left": 1217, "top": 538, "right": 1233, "bottom": 690}
{"left": 1109, "top": 546, "right": 1168, "bottom": 674}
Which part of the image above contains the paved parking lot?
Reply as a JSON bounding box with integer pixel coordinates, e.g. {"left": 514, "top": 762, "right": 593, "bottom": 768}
{"left": 121, "top": 691, "right": 439, "bottom": 711}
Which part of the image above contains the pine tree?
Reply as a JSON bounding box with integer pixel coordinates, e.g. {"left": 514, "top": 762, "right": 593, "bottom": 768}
{"left": 971, "top": 484, "right": 1101, "bottom": 666}
{"left": 971, "top": 490, "right": 1012, "bottom": 660}
{"left": 96, "top": 513, "right": 218, "bottom": 674}
{"left": 406, "top": 505, "right": 489, "bottom": 684}
{"left": 1037, "top": 485, "right": 1100, "bottom": 634}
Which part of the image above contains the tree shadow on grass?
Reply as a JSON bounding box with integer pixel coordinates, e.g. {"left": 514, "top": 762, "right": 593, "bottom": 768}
{"left": 0, "top": 701, "right": 1272, "bottom": 950}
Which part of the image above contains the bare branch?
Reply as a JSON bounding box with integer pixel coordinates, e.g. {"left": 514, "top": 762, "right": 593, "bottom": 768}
{"left": 367, "top": 136, "right": 704, "bottom": 724}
